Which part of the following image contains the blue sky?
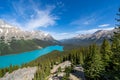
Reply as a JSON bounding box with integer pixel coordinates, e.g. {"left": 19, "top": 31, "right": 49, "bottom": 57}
{"left": 0, "top": 0, "right": 120, "bottom": 40}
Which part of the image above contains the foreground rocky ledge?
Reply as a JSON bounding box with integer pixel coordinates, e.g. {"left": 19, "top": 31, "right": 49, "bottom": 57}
{"left": 48, "top": 61, "right": 85, "bottom": 80}
{"left": 0, "top": 67, "right": 37, "bottom": 80}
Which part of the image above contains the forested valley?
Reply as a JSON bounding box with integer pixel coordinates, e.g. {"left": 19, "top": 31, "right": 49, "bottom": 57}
{"left": 0, "top": 26, "right": 119, "bottom": 80}
{"left": 0, "top": 8, "right": 120, "bottom": 80}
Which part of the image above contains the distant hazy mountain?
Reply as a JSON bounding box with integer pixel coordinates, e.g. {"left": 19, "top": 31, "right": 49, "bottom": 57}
{"left": 62, "top": 29, "right": 116, "bottom": 46}
{"left": 0, "top": 19, "right": 55, "bottom": 42}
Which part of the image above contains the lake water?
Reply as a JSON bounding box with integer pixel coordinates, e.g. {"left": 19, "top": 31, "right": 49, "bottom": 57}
{"left": 0, "top": 45, "right": 63, "bottom": 68}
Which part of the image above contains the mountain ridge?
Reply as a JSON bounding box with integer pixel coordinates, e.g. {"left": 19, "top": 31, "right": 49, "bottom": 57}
{"left": 61, "top": 29, "right": 115, "bottom": 46}
{"left": 0, "top": 19, "right": 59, "bottom": 55}
{"left": 0, "top": 19, "right": 54, "bottom": 43}
{"left": 0, "top": 19, "right": 117, "bottom": 47}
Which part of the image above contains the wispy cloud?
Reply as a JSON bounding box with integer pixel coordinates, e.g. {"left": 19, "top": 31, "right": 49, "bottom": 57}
{"left": 76, "top": 27, "right": 114, "bottom": 34}
{"left": 70, "top": 14, "right": 98, "bottom": 26}
{"left": 40, "top": 25, "right": 116, "bottom": 40}
{"left": 25, "top": 8, "right": 58, "bottom": 30}
{"left": 56, "top": 1, "right": 64, "bottom": 8}
{"left": 47, "top": 32, "right": 76, "bottom": 40}
{"left": 47, "top": 27, "right": 114, "bottom": 40}
{"left": 3, "top": 0, "right": 58, "bottom": 30}
{"left": 98, "top": 24, "right": 110, "bottom": 27}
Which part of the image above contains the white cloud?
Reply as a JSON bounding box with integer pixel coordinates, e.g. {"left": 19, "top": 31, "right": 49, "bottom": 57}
{"left": 83, "top": 18, "right": 95, "bottom": 25}
{"left": 98, "top": 24, "right": 110, "bottom": 27}
{"left": 70, "top": 14, "right": 98, "bottom": 26}
{"left": 47, "top": 32, "right": 76, "bottom": 40}
{"left": 25, "top": 9, "right": 58, "bottom": 30}
{"left": 76, "top": 29, "right": 99, "bottom": 34}
{"left": 76, "top": 27, "right": 114, "bottom": 34}
{"left": 46, "top": 27, "right": 114, "bottom": 40}
{"left": 4, "top": 0, "right": 58, "bottom": 30}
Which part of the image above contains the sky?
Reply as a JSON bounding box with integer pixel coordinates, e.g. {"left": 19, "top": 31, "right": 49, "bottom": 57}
{"left": 0, "top": 0, "right": 120, "bottom": 40}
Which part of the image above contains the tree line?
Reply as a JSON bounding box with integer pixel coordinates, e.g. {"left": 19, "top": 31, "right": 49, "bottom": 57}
{"left": 0, "top": 38, "right": 56, "bottom": 55}
{"left": 0, "top": 8, "right": 120, "bottom": 80}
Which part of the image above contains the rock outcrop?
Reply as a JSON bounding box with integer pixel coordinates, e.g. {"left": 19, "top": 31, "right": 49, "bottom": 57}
{"left": 0, "top": 67, "right": 37, "bottom": 80}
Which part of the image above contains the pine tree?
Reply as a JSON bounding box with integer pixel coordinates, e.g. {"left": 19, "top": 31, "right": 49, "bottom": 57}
{"left": 110, "top": 8, "right": 120, "bottom": 79}
{"left": 100, "top": 39, "right": 112, "bottom": 66}
{"left": 0, "top": 69, "right": 3, "bottom": 77}
{"left": 84, "top": 44, "right": 103, "bottom": 79}
{"left": 79, "top": 52, "right": 84, "bottom": 65}
{"left": 112, "top": 8, "right": 120, "bottom": 49}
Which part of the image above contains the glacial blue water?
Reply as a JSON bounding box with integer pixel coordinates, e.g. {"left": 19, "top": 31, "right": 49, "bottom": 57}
{"left": 0, "top": 45, "right": 63, "bottom": 68}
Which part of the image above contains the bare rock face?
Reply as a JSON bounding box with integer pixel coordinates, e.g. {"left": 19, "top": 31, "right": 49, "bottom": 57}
{"left": 73, "top": 29, "right": 114, "bottom": 40}
{"left": 51, "top": 61, "right": 71, "bottom": 74}
{"left": 0, "top": 67, "right": 37, "bottom": 80}
{"left": 0, "top": 19, "right": 54, "bottom": 43}
{"left": 62, "top": 29, "right": 116, "bottom": 45}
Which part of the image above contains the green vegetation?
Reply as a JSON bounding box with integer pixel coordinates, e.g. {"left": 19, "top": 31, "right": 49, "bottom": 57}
{"left": 29, "top": 22, "right": 120, "bottom": 80}
{"left": 0, "top": 38, "right": 57, "bottom": 55}
{"left": 62, "top": 67, "right": 72, "bottom": 80}
{"left": 0, "top": 65, "right": 19, "bottom": 77}
{"left": 0, "top": 39, "right": 39, "bottom": 55}
{"left": 0, "top": 8, "right": 120, "bottom": 80}
{"left": 0, "top": 26, "right": 120, "bottom": 79}
{"left": 84, "top": 44, "right": 103, "bottom": 79}
{"left": 31, "top": 28, "right": 120, "bottom": 80}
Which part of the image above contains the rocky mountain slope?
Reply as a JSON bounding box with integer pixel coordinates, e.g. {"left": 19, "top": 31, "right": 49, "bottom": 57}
{"left": 62, "top": 29, "right": 116, "bottom": 46}
{"left": 0, "top": 19, "right": 59, "bottom": 55}
{"left": 0, "top": 19, "right": 54, "bottom": 43}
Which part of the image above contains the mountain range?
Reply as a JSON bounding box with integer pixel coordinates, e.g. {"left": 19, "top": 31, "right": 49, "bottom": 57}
{"left": 0, "top": 19, "right": 54, "bottom": 43}
{"left": 61, "top": 29, "right": 116, "bottom": 46}
{"left": 0, "top": 19, "right": 59, "bottom": 55}
{"left": 0, "top": 19, "right": 116, "bottom": 49}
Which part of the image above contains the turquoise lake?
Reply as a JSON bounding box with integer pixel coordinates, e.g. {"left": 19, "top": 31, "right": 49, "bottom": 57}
{"left": 0, "top": 45, "right": 63, "bottom": 68}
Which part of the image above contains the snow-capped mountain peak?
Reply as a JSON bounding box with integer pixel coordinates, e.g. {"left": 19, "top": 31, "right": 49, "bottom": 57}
{"left": 62, "top": 29, "right": 115, "bottom": 45}
{"left": 74, "top": 34, "right": 92, "bottom": 39}
{"left": 0, "top": 19, "right": 54, "bottom": 42}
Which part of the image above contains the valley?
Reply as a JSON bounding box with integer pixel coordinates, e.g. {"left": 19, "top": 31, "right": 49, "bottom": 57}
{"left": 0, "top": 1, "right": 120, "bottom": 80}
{"left": 0, "top": 19, "right": 120, "bottom": 80}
